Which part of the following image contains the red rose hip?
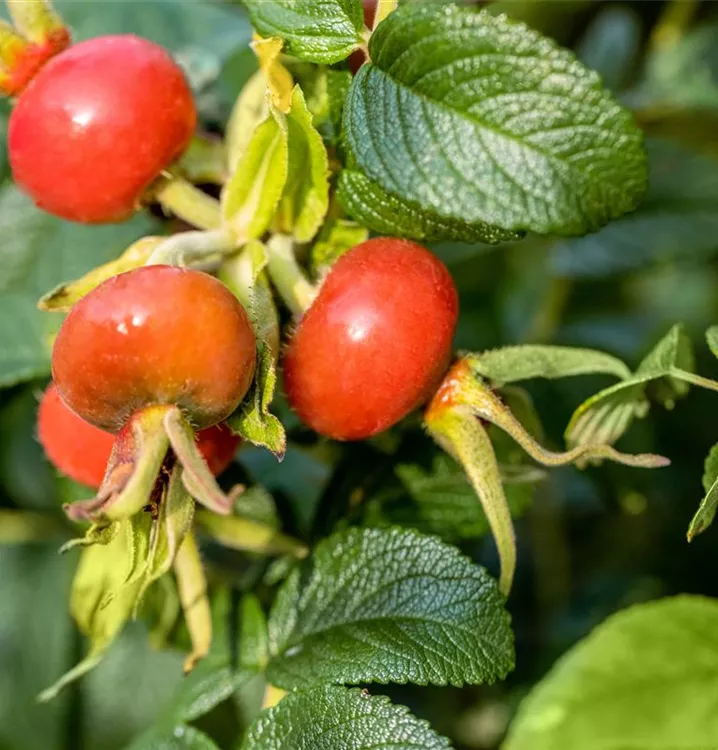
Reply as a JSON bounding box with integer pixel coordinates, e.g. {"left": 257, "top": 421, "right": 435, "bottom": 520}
{"left": 8, "top": 34, "right": 196, "bottom": 223}
{"left": 38, "top": 383, "right": 240, "bottom": 488}
{"left": 52, "top": 266, "right": 256, "bottom": 432}
{"left": 38, "top": 382, "right": 115, "bottom": 488}
{"left": 283, "top": 238, "right": 458, "bottom": 440}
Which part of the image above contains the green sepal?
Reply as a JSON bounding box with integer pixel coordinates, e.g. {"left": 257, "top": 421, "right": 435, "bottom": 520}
{"left": 687, "top": 444, "right": 718, "bottom": 541}
{"left": 425, "top": 357, "right": 670, "bottom": 594}
{"left": 39, "top": 514, "right": 152, "bottom": 701}
{"left": 221, "top": 241, "right": 286, "bottom": 457}
{"left": 163, "top": 407, "right": 236, "bottom": 516}
{"left": 63, "top": 406, "right": 170, "bottom": 525}
{"left": 174, "top": 530, "right": 212, "bottom": 673}
{"left": 38, "top": 236, "right": 163, "bottom": 312}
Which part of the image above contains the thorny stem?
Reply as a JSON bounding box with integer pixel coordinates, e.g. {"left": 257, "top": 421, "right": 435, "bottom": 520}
{"left": 266, "top": 234, "right": 317, "bottom": 316}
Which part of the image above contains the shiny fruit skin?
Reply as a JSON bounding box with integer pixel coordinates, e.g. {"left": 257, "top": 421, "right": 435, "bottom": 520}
{"left": 8, "top": 34, "right": 196, "bottom": 223}
{"left": 52, "top": 266, "right": 256, "bottom": 432}
{"left": 38, "top": 382, "right": 114, "bottom": 488}
{"left": 283, "top": 238, "right": 458, "bottom": 441}
{"left": 39, "top": 384, "right": 240, "bottom": 489}
{"left": 198, "top": 423, "right": 241, "bottom": 477}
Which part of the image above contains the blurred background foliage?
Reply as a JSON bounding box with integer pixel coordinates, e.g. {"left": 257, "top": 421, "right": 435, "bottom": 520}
{"left": 1, "top": 1, "right": 718, "bottom": 749}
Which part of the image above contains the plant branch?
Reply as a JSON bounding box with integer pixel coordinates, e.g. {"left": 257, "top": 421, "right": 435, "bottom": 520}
{"left": 153, "top": 173, "right": 222, "bottom": 230}
{"left": 266, "top": 234, "right": 317, "bottom": 316}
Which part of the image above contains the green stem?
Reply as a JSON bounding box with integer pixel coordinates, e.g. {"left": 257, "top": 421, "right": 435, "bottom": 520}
{"left": 219, "top": 240, "right": 281, "bottom": 358}
{"left": 672, "top": 368, "right": 718, "bottom": 394}
{"left": 426, "top": 406, "right": 515, "bottom": 596}
{"left": 266, "top": 234, "right": 317, "bottom": 316}
{"left": 195, "top": 508, "right": 308, "bottom": 558}
{"left": 145, "top": 227, "right": 237, "bottom": 267}
{"left": 177, "top": 134, "right": 228, "bottom": 186}
{"left": 458, "top": 369, "right": 669, "bottom": 469}
{"left": 153, "top": 174, "right": 222, "bottom": 230}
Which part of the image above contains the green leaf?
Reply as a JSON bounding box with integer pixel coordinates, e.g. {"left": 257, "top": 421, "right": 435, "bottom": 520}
{"left": 707, "top": 326, "right": 718, "bottom": 359}
{"left": 634, "top": 322, "right": 695, "bottom": 388}
{"left": 135, "top": 465, "right": 196, "bottom": 608}
{"left": 221, "top": 242, "right": 286, "bottom": 457}
{"left": 221, "top": 109, "right": 288, "bottom": 243}
{"left": 169, "top": 657, "right": 255, "bottom": 723}
{"left": 552, "top": 141, "right": 718, "bottom": 278}
{"left": 310, "top": 217, "right": 368, "bottom": 274}
{"left": 468, "top": 345, "right": 631, "bottom": 385}
{"left": 274, "top": 86, "right": 330, "bottom": 243}
{"left": 242, "top": 0, "right": 363, "bottom": 64}
{"left": 241, "top": 686, "right": 452, "bottom": 750}
{"left": 240, "top": 593, "right": 269, "bottom": 671}
{"left": 504, "top": 595, "right": 718, "bottom": 750}
{"left": 687, "top": 444, "right": 718, "bottom": 541}
{"left": 128, "top": 725, "right": 221, "bottom": 750}
{"left": 361, "top": 452, "right": 535, "bottom": 542}
{"left": 228, "top": 344, "right": 284, "bottom": 453}
{"left": 338, "top": 168, "right": 522, "bottom": 244}
{"left": 266, "top": 526, "right": 514, "bottom": 689}
{"left": 566, "top": 324, "right": 694, "bottom": 448}
{"left": 0, "top": 186, "right": 157, "bottom": 387}
{"left": 343, "top": 5, "right": 647, "bottom": 237}
{"left": 309, "top": 68, "right": 352, "bottom": 146}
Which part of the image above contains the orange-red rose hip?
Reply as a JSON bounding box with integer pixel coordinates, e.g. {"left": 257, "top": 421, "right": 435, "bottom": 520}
{"left": 283, "top": 238, "right": 458, "bottom": 440}
{"left": 8, "top": 35, "right": 196, "bottom": 223}
{"left": 52, "top": 266, "right": 256, "bottom": 432}
{"left": 38, "top": 383, "right": 115, "bottom": 488}
{"left": 38, "top": 384, "right": 240, "bottom": 488}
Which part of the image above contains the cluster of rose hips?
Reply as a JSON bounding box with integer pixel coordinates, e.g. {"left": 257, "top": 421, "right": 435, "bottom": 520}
{"left": 8, "top": 28, "right": 456, "bottom": 504}
{"left": 6, "top": 5, "right": 668, "bottom": 681}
